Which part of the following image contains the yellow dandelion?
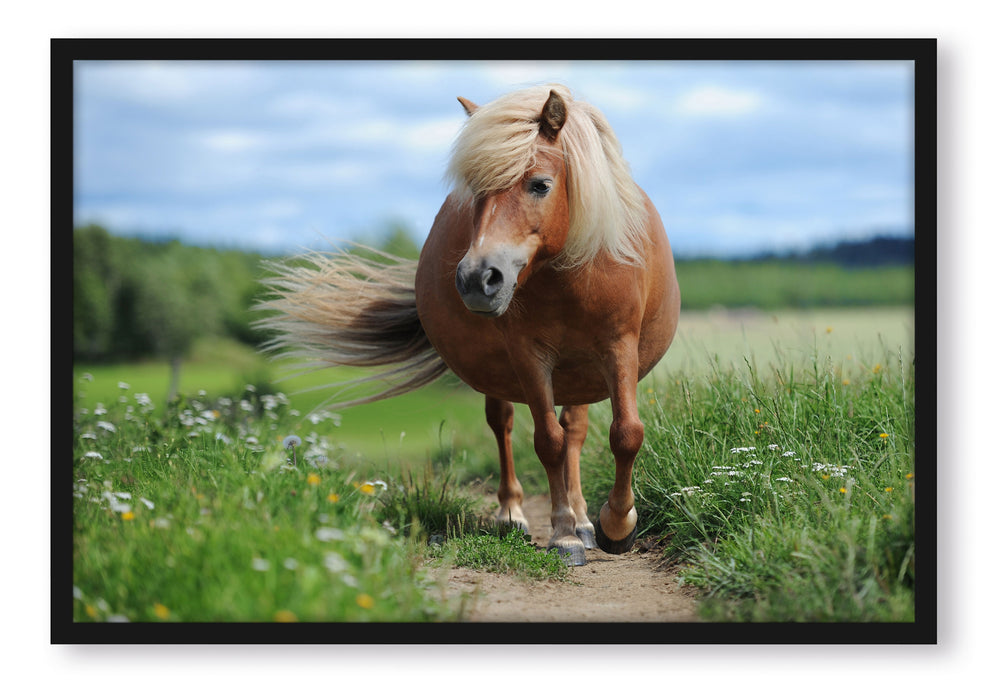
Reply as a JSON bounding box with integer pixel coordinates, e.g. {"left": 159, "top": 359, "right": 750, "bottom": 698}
{"left": 85, "top": 604, "right": 97, "bottom": 618}
{"left": 906, "top": 473, "right": 914, "bottom": 480}
{"left": 882, "top": 514, "right": 893, "bottom": 520}
{"left": 821, "top": 474, "right": 830, "bottom": 480}
{"left": 880, "top": 433, "right": 889, "bottom": 439}
{"left": 359, "top": 483, "right": 375, "bottom": 495}
{"left": 153, "top": 603, "right": 170, "bottom": 620}
{"left": 327, "top": 493, "right": 340, "bottom": 503}
{"left": 842, "top": 379, "right": 850, "bottom": 385}
{"left": 826, "top": 326, "right": 833, "bottom": 334}
{"left": 648, "top": 398, "right": 656, "bottom": 405}
{"left": 356, "top": 593, "right": 374, "bottom": 609}
{"left": 273, "top": 610, "right": 298, "bottom": 623}
{"left": 212, "top": 410, "right": 220, "bottom": 419}
{"left": 306, "top": 473, "right": 321, "bottom": 486}
{"left": 839, "top": 487, "right": 847, "bottom": 494}
{"left": 121, "top": 511, "right": 135, "bottom": 521}
{"left": 873, "top": 363, "right": 882, "bottom": 374}
{"left": 754, "top": 408, "right": 760, "bottom": 414}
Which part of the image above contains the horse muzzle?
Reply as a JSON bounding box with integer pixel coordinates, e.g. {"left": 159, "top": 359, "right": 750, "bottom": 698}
{"left": 455, "top": 252, "right": 522, "bottom": 318}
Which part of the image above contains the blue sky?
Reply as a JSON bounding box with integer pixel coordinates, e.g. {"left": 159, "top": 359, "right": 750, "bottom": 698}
{"left": 73, "top": 59, "right": 915, "bottom": 258}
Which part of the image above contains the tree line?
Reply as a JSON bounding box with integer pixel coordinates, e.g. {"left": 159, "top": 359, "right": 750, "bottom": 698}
{"left": 73, "top": 224, "right": 913, "bottom": 371}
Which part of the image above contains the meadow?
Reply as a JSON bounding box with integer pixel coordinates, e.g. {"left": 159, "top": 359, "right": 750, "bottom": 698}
{"left": 70, "top": 306, "right": 915, "bottom": 624}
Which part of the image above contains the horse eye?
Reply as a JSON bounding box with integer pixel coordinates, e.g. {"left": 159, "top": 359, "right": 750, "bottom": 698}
{"left": 529, "top": 179, "right": 552, "bottom": 196}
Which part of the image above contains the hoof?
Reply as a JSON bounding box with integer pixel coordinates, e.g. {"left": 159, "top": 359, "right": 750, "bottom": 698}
{"left": 594, "top": 518, "right": 637, "bottom": 554}
{"left": 548, "top": 538, "right": 587, "bottom": 566}
{"left": 575, "top": 524, "right": 597, "bottom": 550}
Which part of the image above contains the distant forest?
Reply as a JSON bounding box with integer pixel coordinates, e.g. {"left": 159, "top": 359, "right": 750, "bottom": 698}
{"left": 72, "top": 224, "right": 914, "bottom": 365}
{"left": 745, "top": 234, "right": 914, "bottom": 267}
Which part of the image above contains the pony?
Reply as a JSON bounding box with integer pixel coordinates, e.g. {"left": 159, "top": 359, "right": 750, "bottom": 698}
{"left": 257, "top": 84, "right": 679, "bottom": 566}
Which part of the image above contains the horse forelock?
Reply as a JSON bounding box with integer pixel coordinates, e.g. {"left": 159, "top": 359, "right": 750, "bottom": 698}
{"left": 446, "top": 84, "right": 649, "bottom": 268}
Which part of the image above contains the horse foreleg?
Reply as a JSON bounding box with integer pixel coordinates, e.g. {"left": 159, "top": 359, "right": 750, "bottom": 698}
{"left": 595, "top": 339, "right": 644, "bottom": 554}
{"left": 559, "top": 404, "right": 596, "bottom": 549}
{"left": 485, "top": 395, "right": 529, "bottom": 533}
{"left": 505, "top": 370, "right": 585, "bottom": 566}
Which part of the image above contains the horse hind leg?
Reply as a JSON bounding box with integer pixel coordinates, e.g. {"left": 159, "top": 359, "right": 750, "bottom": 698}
{"left": 485, "top": 396, "right": 529, "bottom": 534}
{"left": 559, "top": 404, "right": 596, "bottom": 549}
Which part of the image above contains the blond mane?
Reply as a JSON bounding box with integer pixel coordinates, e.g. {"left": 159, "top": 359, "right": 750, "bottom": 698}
{"left": 446, "top": 84, "right": 649, "bottom": 268}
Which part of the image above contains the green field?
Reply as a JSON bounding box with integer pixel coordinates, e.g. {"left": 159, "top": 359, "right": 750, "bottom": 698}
{"left": 71, "top": 306, "right": 915, "bottom": 623}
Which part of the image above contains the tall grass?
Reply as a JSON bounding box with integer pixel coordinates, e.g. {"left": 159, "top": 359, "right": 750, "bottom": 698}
{"left": 71, "top": 382, "right": 462, "bottom": 622}
{"left": 583, "top": 338, "right": 916, "bottom": 622}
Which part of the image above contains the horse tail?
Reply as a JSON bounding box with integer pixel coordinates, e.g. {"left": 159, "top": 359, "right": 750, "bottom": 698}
{"left": 254, "top": 245, "right": 448, "bottom": 410}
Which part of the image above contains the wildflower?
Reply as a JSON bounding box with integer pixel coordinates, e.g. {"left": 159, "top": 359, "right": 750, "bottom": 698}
{"left": 306, "top": 473, "right": 321, "bottom": 486}
{"left": 273, "top": 610, "right": 298, "bottom": 623}
{"left": 873, "top": 363, "right": 882, "bottom": 374}
{"left": 358, "top": 483, "right": 376, "bottom": 495}
{"left": 252, "top": 558, "right": 270, "bottom": 572}
{"left": 121, "top": 511, "right": 135, "bottom": 521}
{"left": 96, "top": 421, "right": 116, "bottom": 433}
{"left": 153, "top": 603, "right": 170, "bottom": 620}
{"left": 906, "top": 473, "right": 914, "bottom": 480}
{"left": 327, "top": 493, "right": 340, "bottom": 503}
{"left": 885, "top": 487, "right": 894, "bottom": 493}
{"left": 839, "top": 487, "right": 847, "bottom": 494}
{"left": 356, "top": 593, "right": 374, "bottom": 610}
{"left": 140, "top": 497, "right": 155, "bottom": 510}
{"left": 775, "top": 477, "right": 794, "bottom": 482}
{"left": 880, "top": 433, "right": 890, "bottom": 440}
{"left": 283, "top": 558, "right": 299, "bottom": 570}
{"left": 80, "top": 373, "right": 94, "bottom": 382}
{"left": 283, "top": 435, "right": 302, "bottom": 449}
{"left": 754, "top": 408, "right": 760, "bottom": 414}
{"left": 118, "top": 382, "right": 130, "bottom": 390}
{"left": 315, "top": 527, "right": 344, "bottom": 542}
{"left": 83, "top": 451, "right": 103, "bottom": 460}
{"left": 826, "top": 326, "right": 833, "bottom": 334}
{"left": 729, "top": 446, "right": 756, "bottom": 454}
{"left": 324, "top": 552, "right": 349, "bottom": 572}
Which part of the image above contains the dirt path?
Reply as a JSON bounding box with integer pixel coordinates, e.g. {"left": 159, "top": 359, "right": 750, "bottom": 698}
{"left": 431, "top": 493, "right": 700, "bottom": 622}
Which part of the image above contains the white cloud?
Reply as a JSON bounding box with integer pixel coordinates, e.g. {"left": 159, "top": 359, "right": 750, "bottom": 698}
{"left": 198, "top": 129, "right": 267, "bottom": 153}
{"left": 676, "top": 85, "right": 761, "bottom": 116}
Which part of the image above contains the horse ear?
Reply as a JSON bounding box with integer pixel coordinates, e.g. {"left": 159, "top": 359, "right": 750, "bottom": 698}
{"left": 457, "top": 96, "right": 479, "bottom": 117}
{"left": 539, "top": 90, "right": 567, "bottom": 142}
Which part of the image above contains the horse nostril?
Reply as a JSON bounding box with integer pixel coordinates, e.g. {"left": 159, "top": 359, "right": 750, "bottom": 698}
{"left": 481, "top": 267, "right": 503, "bottom": 296}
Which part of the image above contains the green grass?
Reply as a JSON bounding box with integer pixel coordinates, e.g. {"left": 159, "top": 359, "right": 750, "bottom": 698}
{"left": 74, "top": 336, "right": 486, "bottom": 468}
{"left": 675, "top": 260, "right": 913, "bottom": 309}
{"left": 72, "top": 385, "right": 470, "bottom": 622}
{"left": 430, "top": 527, "right": 572, "bottom": 581}
{"left": 581, "top": 320, "right": 916, "bottom": 622}
{"left": 72, "top": 306, "right": 915, "bottom": 623}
